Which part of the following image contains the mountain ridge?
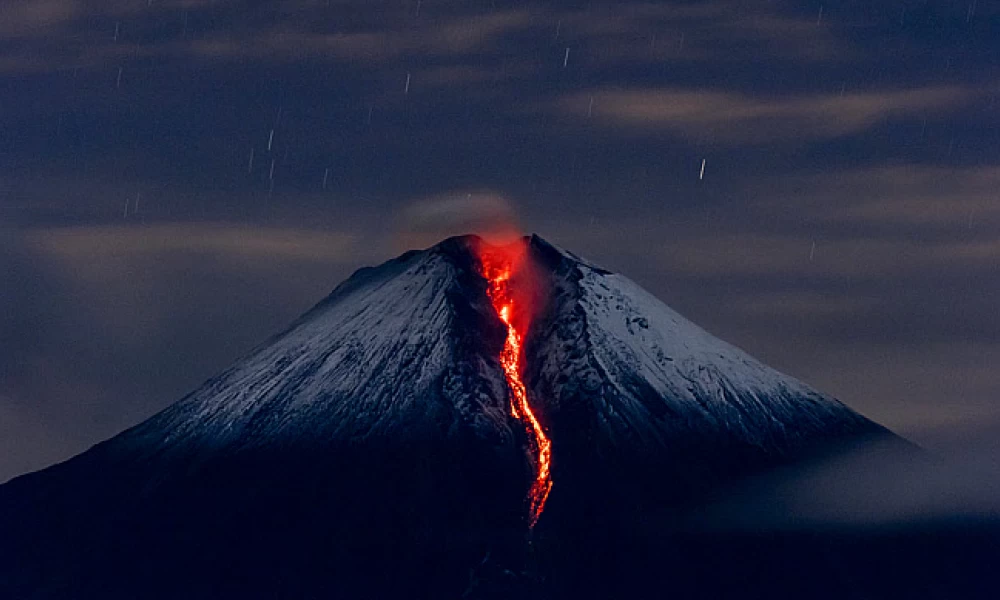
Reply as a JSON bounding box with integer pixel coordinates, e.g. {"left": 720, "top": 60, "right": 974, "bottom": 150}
{"left": 0, "top": 233, "right": 927, "bottom": 600}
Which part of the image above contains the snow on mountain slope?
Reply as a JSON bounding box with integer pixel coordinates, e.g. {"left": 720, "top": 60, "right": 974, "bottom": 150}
{"left": 109, "top": 238, "right": 514, "bottom": 460}
{"left": 527, "top": 236, "right": 887, "bottom": 458}
{"left": 8, "top": 233, "right": 890, "bottom": 483}
{"left": 0, "top": 234, "right": 913, "bottom": 600}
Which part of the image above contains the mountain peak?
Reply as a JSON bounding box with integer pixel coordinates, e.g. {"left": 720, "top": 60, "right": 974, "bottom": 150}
{"left": 45, "top": 232, "right": 888, "bottom": 474}
{"left": 0, "top": 233, "right": 906, "bottom": 599}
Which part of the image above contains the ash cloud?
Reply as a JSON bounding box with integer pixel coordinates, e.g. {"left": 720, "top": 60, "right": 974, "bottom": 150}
{"left": 394, "top": 190, "right": 522, "bottom": 250}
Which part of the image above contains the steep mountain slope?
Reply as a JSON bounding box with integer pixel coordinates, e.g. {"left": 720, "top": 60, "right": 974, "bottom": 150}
{"left": 0, "top": 236, "right": 529, "bottom": 599}
{"left": 2, "top": 234, "right": 976, "bottom": 600}
{"left": 528, "top": 236, "right": 884, "bottom": 456}
{"left": 109, "top": 238, "right": 514, "bottom": 460}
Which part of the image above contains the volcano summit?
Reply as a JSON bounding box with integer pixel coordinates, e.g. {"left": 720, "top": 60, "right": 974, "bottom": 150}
{"left": 2, "top": 235, "right": 976, "bottom": 599}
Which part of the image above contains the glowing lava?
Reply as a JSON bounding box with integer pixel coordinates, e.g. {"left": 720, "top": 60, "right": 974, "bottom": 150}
{"left": 481, "top": 251, "right": 553, "bottom": 528}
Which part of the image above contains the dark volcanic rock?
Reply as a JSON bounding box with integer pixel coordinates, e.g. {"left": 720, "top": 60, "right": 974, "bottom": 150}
{"left": 1, "top": 235, "right": 990, "bottom": 600}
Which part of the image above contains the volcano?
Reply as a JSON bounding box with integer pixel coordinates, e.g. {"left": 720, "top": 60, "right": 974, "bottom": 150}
{"left": 0, "top": 235, "right": 991, "bottom": 599}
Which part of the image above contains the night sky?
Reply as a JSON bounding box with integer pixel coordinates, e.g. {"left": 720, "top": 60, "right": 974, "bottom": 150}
{"left": 2, "top": 0, "right": 999, "bottom": 483}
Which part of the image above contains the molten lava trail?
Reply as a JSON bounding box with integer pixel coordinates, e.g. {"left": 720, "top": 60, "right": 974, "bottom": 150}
{"left": 482, "top": 257, "right": 553, "bottom": 528}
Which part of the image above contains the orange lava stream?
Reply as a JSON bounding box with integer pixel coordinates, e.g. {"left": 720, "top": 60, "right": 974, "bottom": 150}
{"left": 483, "top": 259, "right": 553, "bottom": 528}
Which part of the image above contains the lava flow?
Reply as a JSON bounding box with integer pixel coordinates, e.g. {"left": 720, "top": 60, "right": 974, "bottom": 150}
{"left": 481, "top": 251, "right": 553, "bottom": 528}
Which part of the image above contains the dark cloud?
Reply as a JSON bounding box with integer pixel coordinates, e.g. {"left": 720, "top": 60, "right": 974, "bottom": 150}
{"left": 0, "top": 224, "right": 367, "bottom": 482}
{"left": 690, "top": 422, "right": 1000, "bottom": 529}
{"left": 1, "top": 0, "right": 998, "bottom": 482}
{"left": 757, "top": 165, "right": 1000, "bottom": 230}
{"left": 550, "top": 86, "right": 976, "bottom": 144}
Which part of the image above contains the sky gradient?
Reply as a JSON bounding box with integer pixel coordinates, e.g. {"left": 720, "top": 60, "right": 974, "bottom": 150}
{"left": 2, "top": 0, "right": 999, "bottom": 482}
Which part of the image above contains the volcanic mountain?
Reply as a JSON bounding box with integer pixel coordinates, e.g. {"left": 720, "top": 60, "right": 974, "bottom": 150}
{"left": 1, "top": 235, "right": 984, "bottom": 599}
